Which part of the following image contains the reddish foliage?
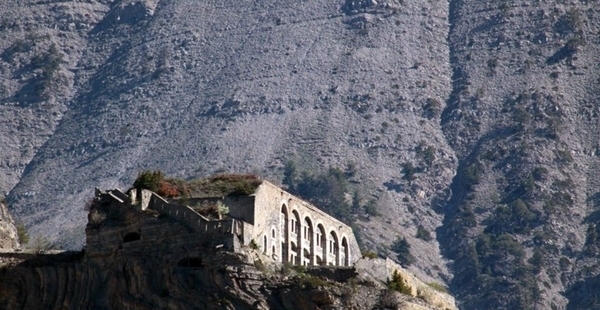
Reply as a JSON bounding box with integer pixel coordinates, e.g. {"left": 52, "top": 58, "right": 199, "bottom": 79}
{"left": 157, "top": 180, "right": 180, "bottom": 197}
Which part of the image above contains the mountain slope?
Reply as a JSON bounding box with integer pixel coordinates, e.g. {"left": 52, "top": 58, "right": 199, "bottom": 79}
{"left": 440, "top": 1, "right": 600, "bottom": 309}
{"left": 4, "top": 0, "right": 455, "bottom": 285}
{"left": 4, "top": 0, "right": 600, "bottom": 308}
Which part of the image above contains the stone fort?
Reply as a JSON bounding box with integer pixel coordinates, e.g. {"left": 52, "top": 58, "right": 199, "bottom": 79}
{"left": 86, "top": 178, "right": 361, "bottom": 268}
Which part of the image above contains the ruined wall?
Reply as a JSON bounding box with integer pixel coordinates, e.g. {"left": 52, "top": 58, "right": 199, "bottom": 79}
{"left": 224, "top": 195, "right": 256, "bottom": 224}
{"left": 86, "top": 191, "right": 239, "bottom": 258}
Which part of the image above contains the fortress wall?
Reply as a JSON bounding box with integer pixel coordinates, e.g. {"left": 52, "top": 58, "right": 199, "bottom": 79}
{"left": 251, "top": 181, "right": 362, "bottom": 266}
{"left": 87, "top": 206, "right": 237, "bottom": 259}
{"left": 224, "top": 195, "right": 255, "bottom": 224}
{"left": 148, "top": 193, "right": 239, "bottom": 235}
{"left": 87, "top": 190, "right": 241, "bottom": 257}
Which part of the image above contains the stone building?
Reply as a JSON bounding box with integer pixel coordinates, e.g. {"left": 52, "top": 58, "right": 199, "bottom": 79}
{"left": 88, "top": 179, "right": 361, "bottom": 267}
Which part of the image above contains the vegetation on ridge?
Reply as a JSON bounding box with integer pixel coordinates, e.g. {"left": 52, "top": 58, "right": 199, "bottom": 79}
{"left": 133, "top": 170, "right": 262, "bottom": 198}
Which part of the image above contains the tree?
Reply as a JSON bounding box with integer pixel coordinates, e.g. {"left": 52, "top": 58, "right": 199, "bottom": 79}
{"left": 416, "top": 225, "right": 432, "bottom": 241}
{"left": 282, "top": 160, "right": 297, "bottom": 189}
{"left": 391, "top": 237, "right": 415, "bottom": 266}
{"left": 294, "top": 168, "right": 352, "bottom": 223}
{"left": 364, "top": 199, "right": 379, "bottom": 217}
{"left": 402, "top": 162, "right": 417, "bottom": 181}
{"left": 16, "top": 222, "right": 29, "bottom": 245}
{"left": 388, "top": 270, "right": 412, "bottom": 295}
{"left": 133, "top": 170, "right": 164, "bottom": 192}
{"left": 351, "top": 191, "right": 362, "bottom": 214}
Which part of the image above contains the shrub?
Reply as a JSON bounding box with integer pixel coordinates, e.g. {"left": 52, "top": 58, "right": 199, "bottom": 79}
{"left": 426, "top": 282, "right": 448, "bottom": 293}
{"left": 88, "top": 209, "right": 107, "bottom": 228}
{"left": 133, "top": 170, "right": 164, "bottom": 192}
{"left": 419, "top": 146, "right": 436, "bottom": 166}
{"left": 487, "top": 58, "right": 498, "bottom": 73}
{"left": 291, "top": 264, "right": 306, "bottom": 274}
{"left": 423, "top": 98, "right": 441, "bottom": 119}
{"left": 391, "top": 237, "right": 414, "bottom": 266}
{"left": 209, "top": 173, "right": 262, "bottom": 196}
{"left": 402, "top": 162, "right": 417, "bottom": 181}
{"left": 416, "top": 225, "right": 433, "bottom": 242}
{"left": 388, "top": 270, "right": 412, "bottom": 295}
{"left": 364, "top": 200, "right": 379, "bottom": 217}
{"left": 298, "top": 275, "right": 329, "bottom": 289}
{"left": 249, "top": 239, "right": 259, "bottom": 250}
{"left": 157, "top": 180, "right": 179, "bottom": 197}
{"left": 282, "top": 160, "right": 297, "bottom": 189}
{"left": 362, "top": 251, "right": 378, "bottom": 259}
{"left": 28, "top": 235, "right": 54, "bottom": 254}
{"left": 31, "top": 43, "right": 63, "bottom": 96}
{"left": 528, "top": 248, "right": 544, "bottom": 274}
{"left": 16, "top": 222, "right": 29, "bottom": 245}
{"left": 532, "top": 167, "right": 548, "bottom": 181}
{"left": 559, "top": 256, "right": 571, "bottom": 271}
{"left": 463, "top": 163, "right": 482, "bottom": 190}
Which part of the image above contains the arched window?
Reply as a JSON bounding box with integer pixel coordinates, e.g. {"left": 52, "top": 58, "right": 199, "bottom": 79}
{"left": 263, "top": 235, "right": 268, "bottom": 254}
{"left": 341, "top": 237, "right": 349, "bottom": 266}
{"left": 328, "top": 231, "right": 339, "bottom": 266}
{"left": 281, "top": 204, "right": 289, "bottom": 263}
{"left": 316, "top": 224, "right": 325, "bottom": 248}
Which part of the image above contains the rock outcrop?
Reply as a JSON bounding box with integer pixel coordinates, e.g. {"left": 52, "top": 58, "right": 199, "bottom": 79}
{"left": 0, "top": 189, "right": 456, "bottom": 310}
{"left": 0, "top": 201, "right": 18, "bottom": 251}
{"left": 0, "top": 250, "right": 456, "bottom": 310}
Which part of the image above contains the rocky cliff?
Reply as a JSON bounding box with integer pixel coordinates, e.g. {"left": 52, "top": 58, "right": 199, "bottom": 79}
{"left": 0, "top": 251, "right": 456, "bottom": 310}
{"left": 0, "top": 195, "right": 456, "bottom": 310}
{"left": 0, "top": 202, "right": 18, "bottom": 251}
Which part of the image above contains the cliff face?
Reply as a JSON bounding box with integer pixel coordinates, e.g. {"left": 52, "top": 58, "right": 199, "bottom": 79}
{"left": 0, "top": 251, "right": 456, "bottom": 310}
{"left": 0, "top": 202, "right": 18, "bottom": 251}
{"left": 0, "top": 194, "right": 456, "bottom": 310}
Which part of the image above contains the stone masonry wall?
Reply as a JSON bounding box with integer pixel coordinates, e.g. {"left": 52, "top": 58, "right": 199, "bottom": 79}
{"left": 246, "top": 181, "right": 362, "bottom": 267}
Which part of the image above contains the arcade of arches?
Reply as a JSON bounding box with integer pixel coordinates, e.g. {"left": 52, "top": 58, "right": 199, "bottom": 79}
{"left": 261, "top": 204, "right": 350, "bottom": 266}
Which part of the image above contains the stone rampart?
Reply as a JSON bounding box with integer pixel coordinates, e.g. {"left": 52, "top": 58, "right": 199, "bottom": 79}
{"left": 147, "top": 193, "right": 243, "bottom": 236}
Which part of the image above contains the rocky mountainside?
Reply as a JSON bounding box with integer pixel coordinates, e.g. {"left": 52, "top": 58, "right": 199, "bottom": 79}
{"left": 2, "top": 0, "right": 600, "bottom": 308}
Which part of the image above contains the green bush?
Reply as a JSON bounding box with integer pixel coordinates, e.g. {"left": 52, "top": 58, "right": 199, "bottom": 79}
{"left": 133, "top": 170, "right": 164, "bottom": 192}
{"left": 416, "top": 225, "right": 433, "bottom": 242}
{"left": 362, "top": 251, "right": 378, "bottom": 259}
{"left": 391, "top": 237, "right": 414, "bottom": 266}
{"left": 16, "top": 222, "right": 29, "bottom": 245}
{"left": 426, "top": 282, "right": 448, "bottom": 293}
{"left": 423, "top": 98, "right": 441, "bottom": 119}
{"left": 298, "top": 275, "right": 329, "bottom": 289}
{"left": 463, "top": 163, "right": 482, "bottom": 190}
{"left": 388, "top": 270, "right": 412, "bottom": 295}
{"left": 402, "top": 162, "right": 417, "bottom": 181}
